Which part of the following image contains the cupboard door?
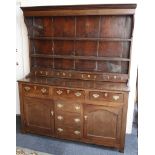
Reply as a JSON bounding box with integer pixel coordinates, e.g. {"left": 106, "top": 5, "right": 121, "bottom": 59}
{"left": 24, "top": 97, "right": 54, "bottom": 136}
{"left": 84, "top": 104, "right": 122, "bottom": 145}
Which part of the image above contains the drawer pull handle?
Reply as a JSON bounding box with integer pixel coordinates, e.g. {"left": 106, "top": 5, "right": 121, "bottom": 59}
{"left": 84, "top": 115, "right": 88, "bottom": 120}
{"left": 51, "top": 111, "right": 54, "bottom": 116}
{"left": 104, "top": 93, "right": 108, "bottom": 97}
{"left": 74, "top": 131, "right": 80, "bottom": 135}
{"left": 113, "top": 95, "right": 120, "bottom": 100}
{"left": 57, "top": 103, "right": 63, "bottom": 108}
{"left": 87, "top": 75, "right": 90, "bottom": 78}
{"left": 56, "top": 90, "right": 63, "bottom": 95}
{"left": 75, "top": 92, "right": 82, "bottom": 97}
{"left": 92, "top": 94, "right": 100, "bottom": 98}
{"left": 114, "top": 76, "right": 117, "bottom": 79}
{"left": 62, "top": 72, "right": 66, "bottom": 76}
{"left": 57, "top": 115, "right": 63, "bottom": 120}
{"left": 67, "top": 90, "right": 70, "bottom": 94}
{"left": 24, "top": 86, "right": 31, "bottom": 92}
{"left": 74, "top": 118, "right": 80, "bottom": 123}
{"left": 57, "top": 128, "right": 63, "bottom": 132}
{"left": 41, "top": 88, "right": 47, "bottom": 93}
{"left": 75, "top": 106, "right": 80, "bottom": 110}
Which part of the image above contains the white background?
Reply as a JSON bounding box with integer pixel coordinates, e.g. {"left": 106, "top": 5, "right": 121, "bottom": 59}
{"left": 0, "top": 0, "right": 155, "bottom": 154}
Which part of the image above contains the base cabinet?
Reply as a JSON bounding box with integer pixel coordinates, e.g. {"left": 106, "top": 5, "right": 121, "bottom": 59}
{"left": 23, "top": 97, "right": 54, "bottom": 136}
{"left": 19, "top": 83, "right": 128, "bottom": 152}
{"left": 83, "top": 104, "right": 122, "bottom": 146}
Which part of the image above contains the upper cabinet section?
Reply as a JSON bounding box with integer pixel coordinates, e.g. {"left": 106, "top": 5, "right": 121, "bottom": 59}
{"left": 21, "top": 4, "right": 136, "bottom": 77}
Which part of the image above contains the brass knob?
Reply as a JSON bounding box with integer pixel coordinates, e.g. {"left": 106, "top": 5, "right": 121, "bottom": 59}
{"left": 62, "top": 72, "right": 66, "bottom": 76}
{"left": 74, "top": 130, "right": 80, "bottom": 135}
{"left": 24, "top": 86, "right": 31, "bottom": 92}
{"left": 57, "top": 103, "right": 63, "bottom": 108}
{"left": 56, "top": 90, "right": 63, "bottom": 95}
{"left": 92, "top": 93, "right": 99, "bottom": 98}
{"left": 74, "top": 118, "right": 80, "bottom": 123}
{"left": 41, "top": 88, "right": 47, "bottom": 93}
{"left": 40, "top": 71, "right": 43, "bottom": 74}
{"left": 75, "top": 92, "right": 82, "bottom": 97}
{"left": 114, "top": 76, "right": 117, "bottom": 79}
{"left": 75, "top": 105, "right": 80, "bottom": 110}
{"left": 57, "top": 128, "right": 63, "bottom": 132}
{"left": 113, "top": 95, "right": 120, "bottom": 100}
{"left": 57, "top": 115, "right": 63, "bottom": 120}
{"left": 57, "top": 72, "right": 60, "bottom": 76}
{"left": 87, "top": 75, "right": 90, "bottom": 78}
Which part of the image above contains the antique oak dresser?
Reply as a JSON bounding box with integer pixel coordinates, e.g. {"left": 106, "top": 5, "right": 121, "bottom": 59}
{"left": 18, "top": 4, "right": 137, "bottom": 152}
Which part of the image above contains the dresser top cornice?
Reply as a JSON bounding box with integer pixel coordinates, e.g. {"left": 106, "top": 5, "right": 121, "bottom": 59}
{"left": 21, "top": 4, "right": 137, "bottom": 16}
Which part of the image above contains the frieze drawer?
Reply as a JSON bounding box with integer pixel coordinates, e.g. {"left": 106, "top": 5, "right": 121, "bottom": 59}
{"left": 89, "top": 91, "right": 124, "bottom": 103}
{"left": 23, "top": 84, "right": 49, "bottom": 97}
{"left": 53, "top": 88, "right": 85, "bottom": 99}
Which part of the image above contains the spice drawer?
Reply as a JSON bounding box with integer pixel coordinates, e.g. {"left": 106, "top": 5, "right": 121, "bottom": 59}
{"left": 89, "top": 91, "right": 124, "bottom": 103}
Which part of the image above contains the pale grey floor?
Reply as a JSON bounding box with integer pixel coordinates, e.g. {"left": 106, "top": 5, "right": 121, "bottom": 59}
{"left": 16, "top": 116, "right": 138, "bottom": 155}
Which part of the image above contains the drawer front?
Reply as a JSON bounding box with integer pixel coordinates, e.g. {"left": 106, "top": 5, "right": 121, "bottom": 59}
{"left": 23, "top": 84, "right": 49, "bottom": 97}
{"left": 53, "top": 88, "right": 85, "bottom": 100}
{"left": 55, "top": 125, "right": 82, "bottom": 139}
{"left": 89, "top": 91, "right": 124, "bottom": 103}
{"left": 55, "top": 111, "right": 81, "bottom": 127}
{"left": 55, "top": 101, "right": 81, "bottom": 113}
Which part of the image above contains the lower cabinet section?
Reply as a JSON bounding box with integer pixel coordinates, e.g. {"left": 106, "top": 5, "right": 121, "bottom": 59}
{"left": 23, "top": 97, "right": 54, "bottom": 136}
{"left": 20, "top": 83, "right": 127, "bottom": 152}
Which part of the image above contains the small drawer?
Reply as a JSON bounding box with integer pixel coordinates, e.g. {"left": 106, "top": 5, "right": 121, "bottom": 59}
{"left": 55, "top": 101, "right": 81, "bottom": 113}
{"left": 53, "top": 88, "right": 85, "bottom": 99}
{"left": 55, "top": 111, "right": 81, "bottom": 127}
{"left": 81, "top": 73, "right": 97, "bottom": 80}
{"left": 55, "top": 126, "right": 82, "bottom": 139}
{"left": 89, "top": 91, "right": 124, "bottom": 103}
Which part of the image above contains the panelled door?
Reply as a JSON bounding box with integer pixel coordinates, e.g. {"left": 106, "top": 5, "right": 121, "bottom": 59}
{"left": 83, "top": 104, "right": 123, "bottom": 145}
{"left": 23, "top": 97, "right": 54, "bottom": 136}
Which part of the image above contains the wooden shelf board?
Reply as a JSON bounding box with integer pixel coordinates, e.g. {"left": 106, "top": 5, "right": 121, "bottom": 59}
{"left": 31, "top": 54, "right": 130, "bottom": 61}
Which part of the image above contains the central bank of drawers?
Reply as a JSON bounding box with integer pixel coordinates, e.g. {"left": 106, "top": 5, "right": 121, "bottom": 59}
{"left": 55, "top": 100, "right": 82, "bottom": 139}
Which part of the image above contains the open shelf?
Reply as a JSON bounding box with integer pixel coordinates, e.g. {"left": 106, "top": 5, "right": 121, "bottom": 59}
{"left": 29, "top": 36, "right": 132, "bottom": 42}
{"left": 31, "top": 54, "right": 130, "bottom": 61}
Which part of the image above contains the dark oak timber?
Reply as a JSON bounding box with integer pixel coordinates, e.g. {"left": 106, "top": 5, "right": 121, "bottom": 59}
{"left": 18, "top": 4, "right": 136, "bottom": 152}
